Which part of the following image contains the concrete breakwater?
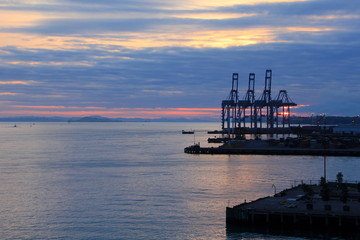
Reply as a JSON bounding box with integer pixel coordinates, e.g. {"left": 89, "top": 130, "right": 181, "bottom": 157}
{"left": 226, "top": 183, "right": 360, "bottom": 230}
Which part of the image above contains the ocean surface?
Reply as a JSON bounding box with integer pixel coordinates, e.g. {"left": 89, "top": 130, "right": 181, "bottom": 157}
{"left": 0, "top": 122, "right": 359, "bottom": 240}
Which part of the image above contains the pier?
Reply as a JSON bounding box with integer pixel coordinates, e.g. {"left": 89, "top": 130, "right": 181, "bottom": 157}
{"left": 184, "top": 144, "right": 360, "bottom": 156}
{"left": 226, "top": 182, "right": 360, "bottom": 230}
{"left": 185, "top": 137, "right": 360, "bottom": 156}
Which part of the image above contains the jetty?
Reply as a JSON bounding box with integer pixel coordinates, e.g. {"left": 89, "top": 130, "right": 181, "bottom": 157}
{"left": 185, "top": 136, "right": 360, "bottom": 156}
{"left": 184, "top": 144, "right": 360, "bottom": 156}
{"left": 226, "top": 180, "right": 360, "bottom": 230}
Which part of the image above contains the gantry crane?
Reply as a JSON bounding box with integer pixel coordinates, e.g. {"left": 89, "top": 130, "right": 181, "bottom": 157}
{"left": 238, "top": 73, "right": 255, "bottom": 128}
{"left": 221, "top": 73, "right": 239, "bottom": 136}
{"left": 273, "top": 90, "right": 297, "bottom": 128}
{"left": 220, "top": 69, "right": 296, "bottom": 135}
{"left": 254, "top": 69, "right": 273, "bottom": 128}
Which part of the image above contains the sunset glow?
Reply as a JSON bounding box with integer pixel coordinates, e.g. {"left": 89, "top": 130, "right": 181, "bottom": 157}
{"left": 0, "top": 24, "right": 338, "bottom": 50}
{"left": 0, "top": 81, "right": 35, "bottom": 85}
{"left": 0, "top": 105, "right": 313, "bottom": 119}
{"left": 165, "top": 0, "right": 310, "bottom": 10}
{"left": 173, "top": 13, "right": 258, "bottom": 20}
{"left": 0, "top": 106, "right": 223, "bottom": 119}
{"left": 0, "top": 92, "right": 20, "bottom": 96}
{"left": 0, "top": 10, "right": 46, "bottom": 28}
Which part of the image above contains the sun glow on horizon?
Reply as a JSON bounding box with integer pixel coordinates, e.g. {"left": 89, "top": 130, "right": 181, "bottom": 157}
{"left": 0, "top": 105, "right": 309, "bottom": 119}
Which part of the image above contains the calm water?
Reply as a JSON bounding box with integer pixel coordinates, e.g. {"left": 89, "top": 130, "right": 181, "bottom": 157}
{"left": 0, "top": 122, "right": 359, "bottom": 240}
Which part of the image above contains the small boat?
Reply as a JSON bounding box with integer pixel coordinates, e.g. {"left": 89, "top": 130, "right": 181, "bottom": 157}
{"left": 182, "top": 130, "right": 194, "bottom": 134}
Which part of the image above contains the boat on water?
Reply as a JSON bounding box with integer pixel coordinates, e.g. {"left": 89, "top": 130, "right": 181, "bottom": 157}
{"left": 182, "top": 130, "right": 194, "bottom": 134}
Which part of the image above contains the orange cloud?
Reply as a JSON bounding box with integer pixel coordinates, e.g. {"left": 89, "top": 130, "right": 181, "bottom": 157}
{"left": 308, "top": 14, "right": 360, "bottom": 20}
{"left": 3, "top": 106, "right": 221, "bottom": 118}
{"left": 162, "top": 0, "right": 310, "bottom": 10}
{"left": 0, "top": 92, "right": 20, "bottom": 96}
{"left": 291, "top": 104, "right": 310, "bottom": 109}
{"left": 3, "top": 105, "right": 308, "bottom": 118}
{"left": 0, "top": 110, "right": 124, "bottom": 117}
{"left": 6, "top": 61, "right": 93, "bottom": 66}
{"left": 0, "top": 25, "right": 331, "bottom": 50}
{"left": 12, "top": 105, "right": 107, "bottom": 110}
{"left": 0, "top": 10, "right": 46, "bottom": 28}
{"left": 0, "top": 80, "right": 35, "bottom": 85}
{"left": 173, "top": 13, "right": 257, "bottom": 20}
{"left": 170, "top": 108, "right": 221, "bottom": 111}
{"left": 285, "top": 27, "right": 335, "bottom": 32}
{"left": 132, "top": 110, "right": 217, "bottom": 116}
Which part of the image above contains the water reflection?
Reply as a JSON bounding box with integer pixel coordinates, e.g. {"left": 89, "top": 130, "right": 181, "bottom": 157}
{"left": 0, "top": 122, "right": 360, "bottom": 239}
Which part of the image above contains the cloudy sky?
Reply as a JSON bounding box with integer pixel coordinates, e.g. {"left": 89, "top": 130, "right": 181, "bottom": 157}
{"left": 0, "top": 0, "right": 359, "bottom": 119}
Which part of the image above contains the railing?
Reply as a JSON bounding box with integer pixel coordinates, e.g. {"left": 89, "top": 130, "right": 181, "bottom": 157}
{"left": 290, "top": 179, "right": 360, "bottom": 188}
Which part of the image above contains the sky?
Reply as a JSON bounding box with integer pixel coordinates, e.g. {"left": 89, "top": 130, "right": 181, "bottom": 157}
{"left": 0, "top": 0, "right": 359, "bottom": 120}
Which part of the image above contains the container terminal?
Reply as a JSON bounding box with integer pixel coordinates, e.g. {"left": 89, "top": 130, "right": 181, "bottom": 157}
{"left": 184, "top": 70, "right": 360, "bottom": 156}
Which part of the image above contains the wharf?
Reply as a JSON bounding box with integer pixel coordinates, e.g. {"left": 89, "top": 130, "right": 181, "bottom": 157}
{"left": 184, "top": 145, "right": 360, "bottom": 156}
{"left": 226, "top": 183, "right": 360, "bottom": 230}
{"left": 208, "top": 128, "right": 293, "bottom": 135}
{"left": 238, "top": 128, "right": 292, "bottom": 134}
{"left": 184, "top": 138, "right": 360, "bottom": 156}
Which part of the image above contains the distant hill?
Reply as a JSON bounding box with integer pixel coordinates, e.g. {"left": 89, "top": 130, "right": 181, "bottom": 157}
{"left": 0, "top": 115, "right": 355, "bottom": 124}
{"left": 0, "top": 115, "right": 217, "bottom": 122}
{"left": 70, "top": 116, "right": 120, "bottom": 122}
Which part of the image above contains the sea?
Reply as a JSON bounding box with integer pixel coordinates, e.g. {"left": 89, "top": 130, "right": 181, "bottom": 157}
{"left": 0, "top": 122, "right": 359, "bottom": 240}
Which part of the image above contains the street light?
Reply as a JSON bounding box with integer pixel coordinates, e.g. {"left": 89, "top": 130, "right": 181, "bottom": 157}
{"left": 324, "top": 155, "right": 327, "bottom": 182}
{"left": 272, "top": 184, "right": 277, "bottom": 195}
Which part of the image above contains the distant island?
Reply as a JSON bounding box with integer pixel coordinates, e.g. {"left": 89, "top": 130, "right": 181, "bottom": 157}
{"left": 0, "top": 115, "right": 216, "bottom": 123}
{"left": 69, "top": 116, "right": 122, "bottom": 122}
